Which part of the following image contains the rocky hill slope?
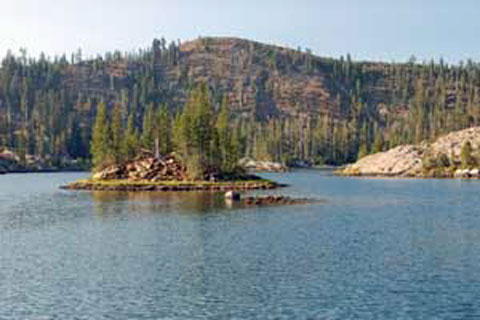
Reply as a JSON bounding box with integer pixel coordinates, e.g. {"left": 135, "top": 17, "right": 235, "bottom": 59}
{"left": 1, "top": 36, "right": 480, "bottom": 165}
{"left": 341, "top": 127, "right": 480, "bottom": 178}
{"left": 58, "top": 37, "right": 372, "bottom": 119}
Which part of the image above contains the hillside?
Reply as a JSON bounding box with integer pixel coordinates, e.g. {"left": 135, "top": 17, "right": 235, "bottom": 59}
{"left": 341, "top": 127, "right": 480, "bottom": 178}
{"left": 1, "top": 37, "right": 480, "bottom": 166}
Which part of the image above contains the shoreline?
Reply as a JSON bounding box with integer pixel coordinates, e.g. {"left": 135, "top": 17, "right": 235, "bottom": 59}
{"left": 336, "top": 171, "right": 480, "bottom": 180}
{"left": 1, "top": 168, "right": 88, "bottom": 175}
{"left": 61, "top": 179, "right": 286, "bottom": 192}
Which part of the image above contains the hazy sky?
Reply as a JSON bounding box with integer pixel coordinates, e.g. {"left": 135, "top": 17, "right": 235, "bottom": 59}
{"left": 0, "top": 0, "right": 479, "bottom": 63}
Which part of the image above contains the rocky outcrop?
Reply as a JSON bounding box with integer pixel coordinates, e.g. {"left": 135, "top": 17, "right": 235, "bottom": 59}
{"left": 239, "top": 157, "right": 287, "bottom": 172}
{"left": 0, "top": 149, "right": 85, "bottom": 173}
{"left": 430, "top": 127, "right": 480, "bottom": 159}
{"left": 454, "top": 169, "right": 480, "bottom": 178}
{"left": 340, "top": 127, "right": 480, "bottom": 178}
{"left": 341, "top": 145, "right": 425, "bottom": 177}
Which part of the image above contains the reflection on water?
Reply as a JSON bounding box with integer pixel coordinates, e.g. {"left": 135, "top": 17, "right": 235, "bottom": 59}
{"left": 91, "top": 191, "right": 229, "bottom": 216}
{"left": 1, "top": 171, "right": 480, "bottom": 319}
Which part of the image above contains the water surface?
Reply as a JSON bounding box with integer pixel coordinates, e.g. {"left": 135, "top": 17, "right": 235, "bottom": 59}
{"left": 0, "top": 171, "right": 479, "bottom": 319}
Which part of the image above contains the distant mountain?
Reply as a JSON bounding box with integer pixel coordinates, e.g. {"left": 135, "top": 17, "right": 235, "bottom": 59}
{"left": 1, "top": 36, "right": 480, "bottom": 165}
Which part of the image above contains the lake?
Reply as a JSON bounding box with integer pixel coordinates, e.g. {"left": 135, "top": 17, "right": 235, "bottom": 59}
{"left": 0, "top": 171, "right": 479, "bottom": 319}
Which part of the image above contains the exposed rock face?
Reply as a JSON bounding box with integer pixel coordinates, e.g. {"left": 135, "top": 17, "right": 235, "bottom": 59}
{"left": 239, "top": 157, "right": 287, "bottom": 172}
{"left": 341, "top": 127, "right": 480, "bottom": 178}
{"left": 430, "top": 127, "right": 480, "bottom": 159}
{"left": 342, "top": 145, "right": 425, "bottom": 177}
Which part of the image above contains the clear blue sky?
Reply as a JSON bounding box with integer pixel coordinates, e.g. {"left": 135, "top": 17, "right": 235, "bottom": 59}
{"left": 0, "top": 0, "right": 478, "bottom": 63}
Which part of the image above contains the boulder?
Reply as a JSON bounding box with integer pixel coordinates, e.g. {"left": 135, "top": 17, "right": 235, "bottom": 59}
{"left": 455, "top": 169, "right": 464, "bottom": 178}
{"left": 92, "top": 165, "right": 124, "bottom": 180}
{"left": 470, "top": 169, "right": 480, "bottom": 177}
{"left": 225, "top": 191, "right": 241, "bottom": 201}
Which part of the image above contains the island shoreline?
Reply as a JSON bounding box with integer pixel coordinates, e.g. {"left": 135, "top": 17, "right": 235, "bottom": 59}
{"left": 61, "top": 179, "right": 288, "bottom": 192}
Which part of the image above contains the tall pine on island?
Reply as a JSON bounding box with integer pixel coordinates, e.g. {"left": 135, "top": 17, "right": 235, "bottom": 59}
{"left": 89, "top": 82, "right": 245, "bottom": 182}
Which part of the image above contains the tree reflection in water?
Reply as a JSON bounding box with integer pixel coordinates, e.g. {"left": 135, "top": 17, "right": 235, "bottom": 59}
{"left": 91, "top": 191, "right": 231, "bottom": 217}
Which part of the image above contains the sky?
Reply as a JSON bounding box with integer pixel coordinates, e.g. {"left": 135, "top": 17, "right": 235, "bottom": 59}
{"left": 0, "top": 0, "right": 479, "bottom": 63}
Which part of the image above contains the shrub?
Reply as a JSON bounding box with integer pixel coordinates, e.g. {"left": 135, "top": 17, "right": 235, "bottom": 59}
{"left": 461, "top": 140, "right": 475, "bottom": 169}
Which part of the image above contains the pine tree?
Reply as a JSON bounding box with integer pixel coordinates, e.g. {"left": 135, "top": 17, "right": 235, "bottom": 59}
{"left": 191, "top": 83, "right": 213, "bottom": 161}
{"left": 111, "top": 103, "right": 124, "bottom": 164}
{"left": 90, "top": 101, "right": 112, "bottom": 170}
{"left": 216, "top": 95, "right": 231, "bottom": 171}
{"left": 172, "top": 110, "right": 186, "bottom": 155}
{"left": 141, "top": 103, "right": 155, "bottom": 152}
{"left": 372, "top": 125, "right": 384, "bottom": 154}
{"left": 123, "top": 114, "right": 139, "bottom": 161}
{"left": 154, "top": 104, "right": 171, "bottom": 157}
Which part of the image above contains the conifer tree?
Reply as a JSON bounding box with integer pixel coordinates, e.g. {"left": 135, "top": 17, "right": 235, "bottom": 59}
{"left": 90, "top": 101, "right": 112, "bottom": 170}
{"left": 141, "top": 103, "right": 155, "bottom": 152}
{"left": 154, "top": 104, "right": 171, "bottom": 157}
{"left": 111, "top": 103, "right": 124, "bottom": 164}
{"left": 216, "top": 95, "right": 230, "bottom": 170}
{"left": 192, "top": 83, "right": 213, "bottom": 159}
{"left": 122, "top": 114, "right": 139, "bottom": 161}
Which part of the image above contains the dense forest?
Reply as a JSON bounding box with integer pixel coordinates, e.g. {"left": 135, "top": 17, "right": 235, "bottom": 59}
{"left": 2, "top": 37, "right": 480, "bottom": 167}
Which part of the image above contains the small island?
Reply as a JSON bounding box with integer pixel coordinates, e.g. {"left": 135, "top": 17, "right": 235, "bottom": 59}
{"left": 61, "top": 154, "right": 281, "bottom": 192}
{"left": 62, "top": 83, "right": 286, "bottom": 194}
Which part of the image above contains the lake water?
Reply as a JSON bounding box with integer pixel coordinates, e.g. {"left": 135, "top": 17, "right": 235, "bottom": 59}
{"left": 0, "top": 171, "right": 480, "bottom": 319}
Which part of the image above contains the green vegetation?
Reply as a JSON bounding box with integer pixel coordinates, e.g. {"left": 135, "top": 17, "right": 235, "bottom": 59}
{"left": 90, "top": 102, "right": 112, "bottom": 170}
{"left": 74, "top": 178, "right": 274, "bottom": 187}
{"left": 422, "top": 151, "right": 454, "bottom": 177}
{"left": 63, "top": 177, "right": 280, "bottom": 191}
{"left": 461, "top": 140, "right": 475, "bottom": 169}
{"left": 421, "top": 141, "right": 480, "bottom": 176}
{"left": 2, "top": 37, "right": 480, "bottom": 168}
{"left": 90, "top": 82, "right": 241, "bottom": 179}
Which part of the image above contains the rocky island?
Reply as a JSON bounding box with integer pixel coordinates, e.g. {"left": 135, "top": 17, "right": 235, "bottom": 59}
{"left": 62, "top": 154, "right": 281, "bottom": 192}
{"left": 62, "top": 82, "right": 296, "bottom": 200}
{"left": 340, "top": 127, "right": 480, "bottom": 179}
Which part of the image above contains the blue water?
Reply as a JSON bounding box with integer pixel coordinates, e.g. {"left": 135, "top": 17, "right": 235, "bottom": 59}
{"left": 0, "top": 171, "right": 479, "bottom": 319}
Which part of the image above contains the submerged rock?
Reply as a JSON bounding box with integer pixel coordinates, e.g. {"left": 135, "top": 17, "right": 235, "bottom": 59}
{"left": 242, "top": 195, "right": 314, "bottom": 206}
{"left": 225, "top": 191, "right": 241, "bottom": 201}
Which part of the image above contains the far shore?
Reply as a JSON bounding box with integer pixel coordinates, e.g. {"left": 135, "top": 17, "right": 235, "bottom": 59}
{"left": 0, "top": 168, "right": 88, "bottom": 175}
